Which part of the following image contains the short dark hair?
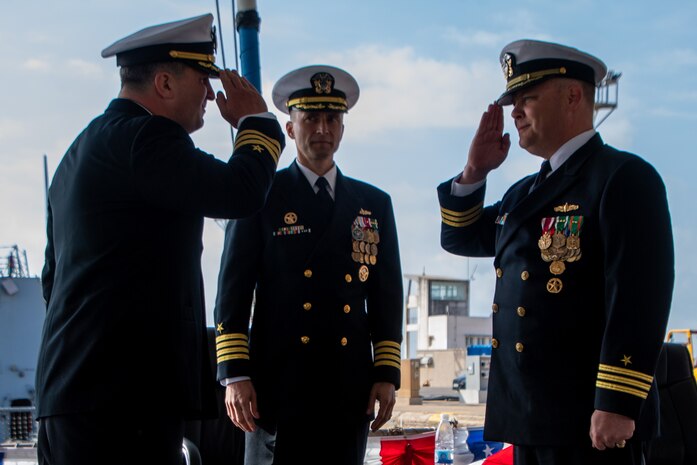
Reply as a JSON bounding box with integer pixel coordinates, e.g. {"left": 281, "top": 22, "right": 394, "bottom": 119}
{"left": 119, "top": 62, "right": 188, "bottom": 90}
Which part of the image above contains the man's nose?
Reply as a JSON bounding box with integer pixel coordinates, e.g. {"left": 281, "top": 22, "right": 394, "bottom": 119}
{"left": 205, "top": 80, "right": 215, "bottom": 100}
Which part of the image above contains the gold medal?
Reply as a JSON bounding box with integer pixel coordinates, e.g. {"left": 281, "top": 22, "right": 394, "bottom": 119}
{"left": 546, "top": 278, "right": 563, "bottom": 294}
{"left": 364, "top": 253, "right": 371, "bottom": 264}
{"left": 359, "top": 241, "right": 366, "bottom": 253}
{"left": 352, "top": 241, "right": 360, "bottom": 253}
{"left": 369, "top": 255, "right": 377, "bottom": 265}
{"left": 352, "top": 252, "right": 360, "bottom": 263}
{"left": 566, "top": 235, "right": 580, "bottom": 250}
{"left": 538, "top": 232, "right": 552, "bottom": 250}
{"left": 373, "top": 231, "right": 380, "bottom": 244}
{"left": 370, "top": 244, "right": 378, "bottom": 256}
{"left": 284, "top": 212, "right": 298, "bottom": 225}
{"left": 541, "top": 250, "right": 553, "bottom": 262}
{"left": 359, "top": 265, "right": 369, "bottom": 282}
{"left": 552, "top": 232, "right": 566, "bottom": 248}
{"left": 549, "top": 260, "right": 566, "bottom": 275}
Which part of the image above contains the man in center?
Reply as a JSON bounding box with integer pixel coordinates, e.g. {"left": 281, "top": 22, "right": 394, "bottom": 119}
{"left": 214, "top": 65, "right": 403, "bottom": 465}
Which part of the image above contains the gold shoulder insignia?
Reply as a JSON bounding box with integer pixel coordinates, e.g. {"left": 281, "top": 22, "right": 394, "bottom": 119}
{"left": 216, "top": 323, "right": 224, "bottom": 333}
{"left": 554, "top": 203, "right": 579, "bottom": 213}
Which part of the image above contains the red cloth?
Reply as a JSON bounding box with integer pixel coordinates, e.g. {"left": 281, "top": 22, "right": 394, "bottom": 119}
{"left": 483, "top": 444, "right": 513, "bottom": 464}
{"left": 379, "top": 431, "right": 435, "bottom": 465}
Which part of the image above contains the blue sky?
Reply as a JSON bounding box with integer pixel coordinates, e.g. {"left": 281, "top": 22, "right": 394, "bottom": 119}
{"left": 1, "top": 0, "right": 695, "bottom": 331}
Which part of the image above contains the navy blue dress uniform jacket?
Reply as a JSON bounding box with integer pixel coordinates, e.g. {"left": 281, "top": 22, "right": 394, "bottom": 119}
{"left": 214, "top": 161, "right": 403, "bottom": 427}
{"left": 438, "top": 134, "right": 674, "bottom": 446}
{"left": 37, "top": 98, "right": 284, "bottom": 420}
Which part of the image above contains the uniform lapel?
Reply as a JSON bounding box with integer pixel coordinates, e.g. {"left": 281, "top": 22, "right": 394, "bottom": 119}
{"left": 495, "top": 134, "right": 603, "bottom": 255}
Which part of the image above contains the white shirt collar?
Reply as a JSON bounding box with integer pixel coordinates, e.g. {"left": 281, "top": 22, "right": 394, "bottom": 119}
{"left": 295, "top": 160, "right": 337, "bottom": 199}
{"left": 548, "top": 129, "right": 596, "bottom": 172}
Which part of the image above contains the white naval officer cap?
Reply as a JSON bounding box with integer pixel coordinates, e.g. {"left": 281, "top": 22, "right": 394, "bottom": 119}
{"left": 101, "top": 13, "right": 221, "bottom": 77}
{"left": 272, "top": 65, "right": 360, "bottom": 114}
{"left": 497, "top": 39, "right": 607, "bottom": 105}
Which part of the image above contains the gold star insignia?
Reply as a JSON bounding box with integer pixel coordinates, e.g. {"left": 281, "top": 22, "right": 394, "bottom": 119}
{"left": 621, "top": 355, "right": 632, "bottom": 366}
{"left": 216, "top": 323, "right": 224, "bottom": 333}
{"left": 252, "top": 145, "right": 263, "bottom": 152}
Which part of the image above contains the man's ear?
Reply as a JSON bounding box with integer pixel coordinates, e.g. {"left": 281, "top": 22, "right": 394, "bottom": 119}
{"left": 285, "top": 120, "right": 295, "bottom": 139}
{"left": 567, "top": 81, "right": 584, "bottom": 108}
{"left": 153, "top": 72, "right": 175, "bottom": 99}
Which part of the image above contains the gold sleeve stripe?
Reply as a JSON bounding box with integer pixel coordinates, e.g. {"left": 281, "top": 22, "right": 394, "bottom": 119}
{"left": 375, "top": 347, "right": 401, "bottom": 357}
{"left": 442, "top": 211, "right": 482, "bottom": 228}
{"left": 374, "top": 341, "right": 401, "bottom": 350}
{"left": 596, "top": 381, "right": 648, "bottom": 399}
{"left": 440, "top": 202, "right": 484, "bottom": 218}
{"left": 216, "top": 347, "right": 249, "bottom": 357}
{"left": 234, "top": 138, "right": 279, "bottom": 164}
{"left": 236, "top": 129, "right": 281, "bottom": 153}
{"left": 597, "top": 373, "right": 651, "bottom": 392}
{"left": 598, "top": 364, "right": 654, "bottom": 383}
{"left": 235, "top": 133, "right": 281, "bottom": 157}
{"left": 375, "top": 360, "right": 402, "bottom": 370}
{"left": 375, "top": 352, "right": 401, "bottom": 360}
{"left": 217, "top": 354, "right": 250, "bottom": 363}
{"left": 216, "top": 340, "right": 249, "bottom": 350}
{"left": 216, "top": 333, "right": 248, "bottom": 343}
{"left": 235, "top": 131, "right": 281, "bottom": 163}
{"left": 441, "top": 211, "right": 480, "bottom": 223}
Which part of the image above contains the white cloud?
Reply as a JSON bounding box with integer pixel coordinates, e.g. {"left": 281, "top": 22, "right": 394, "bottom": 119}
{"left": 443, "top": 28, "right": 503, "bottom": 47}
{"left": 290, "top": 45, "right": 502, "bottom": 140}
{"left": 0, "top": 119, "right": 29, "bottom": 142}
{"left": 66, "top": 59, "right": 103, "bottom": 78}
{"left": 22, "top": 58, "right": 51, "bottom": 71}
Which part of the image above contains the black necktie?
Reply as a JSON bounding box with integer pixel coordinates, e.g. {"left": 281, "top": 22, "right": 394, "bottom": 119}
{"left": 314, "top": 177, "right": 334, "bottom": 234}
{"left": 531, "top": 160, "right": 552, "bottom": 191}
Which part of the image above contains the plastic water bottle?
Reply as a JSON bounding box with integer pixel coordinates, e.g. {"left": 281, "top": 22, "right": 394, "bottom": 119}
{"left": 453, "top": 425, "right": 475, "bottom": 464}
{"left": 435, "top": 413, "right": 454, "bottom": 464}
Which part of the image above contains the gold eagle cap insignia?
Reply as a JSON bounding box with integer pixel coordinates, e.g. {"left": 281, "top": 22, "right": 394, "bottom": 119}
{"left": 554, "top": 203, "right": 579, "bottom": 213}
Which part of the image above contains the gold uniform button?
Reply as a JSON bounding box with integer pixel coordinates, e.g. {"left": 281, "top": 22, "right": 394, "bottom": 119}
{"left": 341, "top": 337, "right": 348, "bottom": 346}
{"left": 492, "top": 303, "right": 499, "bottom": 313}
{"left": 304, "top": 269, "right": 313, "bottom": 278}
{"left": 517, "top": 306, "right": 526, "bottom": 317}
{"left": 343, "top": 304, "right": 351, "bottom": 314}
{"left": 516, "top": 342, "right": 524, "bottom": 352}
{"left": 492, "top": 338, "right": 499, "bottom": 349}
{"left": 301, "top": 336, "right": 310, "bottom": 344}
{"left": 345, "top": 274, "right": 352, "bottom": 283}
{"left": 303, "top": 302, "right": 312, "bottom": 311}
{"left": 521, "top": 271, "right": 530, "bottom": 281}
{"left": 496, "top": 268, "right": 503, "bottom": 278}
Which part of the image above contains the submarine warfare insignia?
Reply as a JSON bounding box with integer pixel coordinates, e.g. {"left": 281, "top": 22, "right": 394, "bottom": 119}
{"left": 539, "top": 213, "right": 584, "bottom": 292}
{"left": 351, "top": 213, "right": 380, "bottom": 266}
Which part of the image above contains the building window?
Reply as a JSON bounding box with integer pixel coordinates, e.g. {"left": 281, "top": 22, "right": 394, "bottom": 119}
{"left": 429, "top": 280, "right": 469, "bottom": 316}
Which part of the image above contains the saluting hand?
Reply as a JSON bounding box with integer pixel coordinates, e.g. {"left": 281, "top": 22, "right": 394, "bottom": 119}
{"left": 216, "top": 69, "right": 268, "bottom": 128}
{"left": 459, "top": 103, "right": 511, "bottom": 184}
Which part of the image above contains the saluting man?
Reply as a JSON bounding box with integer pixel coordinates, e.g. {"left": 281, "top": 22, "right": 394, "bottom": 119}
{"left": 36, "top": 14, "right": 284, "bottom": 465}
{"left": 438, "top": 40, "right": 674, "bottom": 465}
{"left": 214, "top": 65, "right": 403, "bottom": 465}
